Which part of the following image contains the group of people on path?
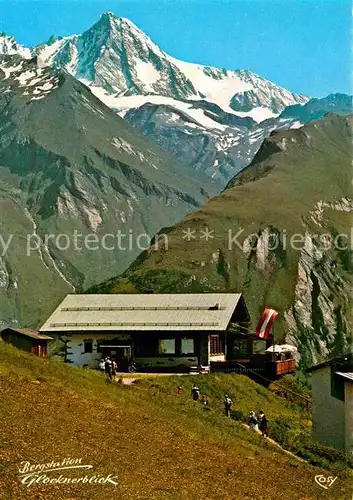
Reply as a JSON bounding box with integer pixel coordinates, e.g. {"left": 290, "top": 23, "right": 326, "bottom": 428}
{"left": 100, "top": 357, "right": 117, "bottom": 381}
{"left": 191, "top": 384, "right": 233, "bottom": 417}
{"left": 248, "top": 410, "right": 268, "bottom": 437}
{"left": 190, "top": 384, "right": 269, "bottom": 437}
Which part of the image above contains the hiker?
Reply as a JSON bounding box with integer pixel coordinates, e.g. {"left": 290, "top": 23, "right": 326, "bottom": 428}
{"left": 201, "top": 395, "right": 209, "bottom": 406}
{"left": 224, "top": 394, "right": 232, "bottom": 417}
{"left": 104, "top": 357, "right": 113, "bottom": 381}
{"left": 258, "top": 411, "right": 268, "bottom": 437}
{"left": 191, "top": 384, "right": 200, "bottom": 401}
{"left": 248, "top": 411, "right": 259, "bottom": 432}
{"left": 111, "top": 359, "right": 117, "bottom": 381}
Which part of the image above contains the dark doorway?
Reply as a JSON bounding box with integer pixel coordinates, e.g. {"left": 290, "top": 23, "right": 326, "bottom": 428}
{"left": 100, "top": 345, "right": 132, "bottom": 362}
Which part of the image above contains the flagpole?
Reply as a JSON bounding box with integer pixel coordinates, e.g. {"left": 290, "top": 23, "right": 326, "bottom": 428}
{"left": 272, "top": 321, "right": 275, "bottom": 362}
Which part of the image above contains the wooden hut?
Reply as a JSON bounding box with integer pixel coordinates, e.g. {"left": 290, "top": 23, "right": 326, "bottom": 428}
{"left": 1, "top": 327, "right": 52, "bottom": 357}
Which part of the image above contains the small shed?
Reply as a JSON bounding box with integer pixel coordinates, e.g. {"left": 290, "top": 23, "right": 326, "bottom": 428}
{"left": 1, "top": 327, "right": 53, "bottom": 357}
{"left": 306, "top": 353, "right": 353, "bottom": 456}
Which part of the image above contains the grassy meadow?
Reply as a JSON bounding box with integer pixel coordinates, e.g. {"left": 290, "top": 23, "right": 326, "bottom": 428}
{"left": 0, "top": 343, "right": 352, "bottom": 500}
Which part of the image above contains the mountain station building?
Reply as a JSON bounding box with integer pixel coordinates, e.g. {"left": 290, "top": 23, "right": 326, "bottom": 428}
{"left": 40, "top": 293, "right": 276, "bottom": 372}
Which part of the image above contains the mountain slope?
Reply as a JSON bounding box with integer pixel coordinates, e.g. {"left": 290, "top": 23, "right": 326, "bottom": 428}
{"left": 92, "top": 114, "right": 353, "bottom": 367}
{"left": 0, "top": 55, "right": 218, "bottom": 328}
{"left": 1, "top": 342, "right": 351, "bottom": 500}
{"left": 278, "top": 93, "right": 353, "bottom": 123}
{"left": 123, "top": 93, "right": 353, "bottom": 183}
{"left": 123, "top": 101, "right": 258, "bottom": 182}
{"left": 4, "top": 14, "right": 350, "bottom": 187}
{"left": 0, "top": 13, "right": 314, "bottom": 184}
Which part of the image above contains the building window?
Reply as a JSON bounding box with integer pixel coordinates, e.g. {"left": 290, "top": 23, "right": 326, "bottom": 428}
{"left": 210, "top": 335, "right": 224, "bottom": 355}
{"left": 158, "top": 339, "right": 175, "bottom": 355}
{"left": 181, "top": 338, "right": 194, "bottom": 355}
{"left": 253, "top": 340, "right": 267, "bottom": 354}
{"left": 232, "top": 339, "right": 249, "bottom": 357}
{"left": 84, "top": 340, "right": 93, "bottom": 354}
{"left": 331, "top": 370, "right": 345, "bottom": 401}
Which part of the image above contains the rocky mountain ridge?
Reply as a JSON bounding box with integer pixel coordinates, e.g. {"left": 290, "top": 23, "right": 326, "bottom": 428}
{"left": 2, "top": 13, "right": 351, "bottom": 184}
{"left": 91, "top": 114, "right": 353, "bottom": 367}
{"left": 0, "top": 12, "right": 313, "bottom": 182}
{"left": 0, "top": 54, "right": 217, "bottom": 328}
{"left": 123, "top": 93, "right": 352, "bottom": 183}
{"left": 33, "top": 12, "right": 308, "bottom": 114}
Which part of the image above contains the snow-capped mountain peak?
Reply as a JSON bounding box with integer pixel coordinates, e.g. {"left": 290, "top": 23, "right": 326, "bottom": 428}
{"left": 0, "top": 33, "right": 31, "bottom": 59}
{"left": 30, "top": 11, "right": 308, "bottom": 117}
{"left": 100, "top": 12, "right": 138, "bottom": 30}
{"left": 0, "top": 11, "right": 311, "bottom": 152}
{"left": 101, "top": 11, "right": 116, "bottom": 19}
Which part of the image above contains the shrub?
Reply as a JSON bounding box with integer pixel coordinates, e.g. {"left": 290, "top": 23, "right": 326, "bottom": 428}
{"left": 269, "top": 374, "right": 312, "bottom": 410}
{"left": 304, "top": 440, "right": 351, "bottom": 464}
{"left": 231, "top": 409, "right": 247, "bottom": 421}
{"left": 270, "top": 421, "right": 352, "bottom": 472}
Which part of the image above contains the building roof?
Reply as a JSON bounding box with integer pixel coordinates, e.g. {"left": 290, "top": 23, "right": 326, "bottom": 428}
{"left": 306, "top": 353, "right": 353, "bottom": 373}
{"left": 335, "top": 372, "right": 353, "bottom": 382}
{"left": 40, "top": 293, "right": 245, "bottom": 333}
{"left": 265, "top": 344, "right": 298, "bottom": 354}
{"left": 2, "top": 327, "right": 53, "bottom": 340}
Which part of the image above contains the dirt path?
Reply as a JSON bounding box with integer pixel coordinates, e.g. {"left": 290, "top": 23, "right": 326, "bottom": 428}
{"left": 115, "top": 372, "right": 191, "bottom": 385}
{"left": 241, "top": 423, "right": 307, "bottom": 463}
{"left": 115, "top": 375, "right": 307, "bottom": 464}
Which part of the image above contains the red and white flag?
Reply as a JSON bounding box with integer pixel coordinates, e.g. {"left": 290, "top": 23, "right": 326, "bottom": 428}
{"left": 256, "top": 308, "right": 279, "bottom": 339}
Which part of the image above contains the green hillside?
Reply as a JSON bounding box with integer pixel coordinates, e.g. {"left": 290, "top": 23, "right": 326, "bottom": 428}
{"left": 0, "top": 55, "right": 219, "bottom": 328}
{"left": 0, "top": 343, "right": 352, "bottom": 499}
{"left": 91, "top": 114, "right": 353, "bottom": 368}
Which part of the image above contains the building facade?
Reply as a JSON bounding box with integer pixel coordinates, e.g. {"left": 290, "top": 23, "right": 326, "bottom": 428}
{"left": 307, "top": 354, "right": 353, "bottom": 456}
{"left": 40, "top": 293, "right": 254, "bottom": 371}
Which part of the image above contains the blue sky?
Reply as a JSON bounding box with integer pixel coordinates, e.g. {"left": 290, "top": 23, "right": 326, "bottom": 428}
{"left": 0, "top": 0, "right": 351, "bottom": 97}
